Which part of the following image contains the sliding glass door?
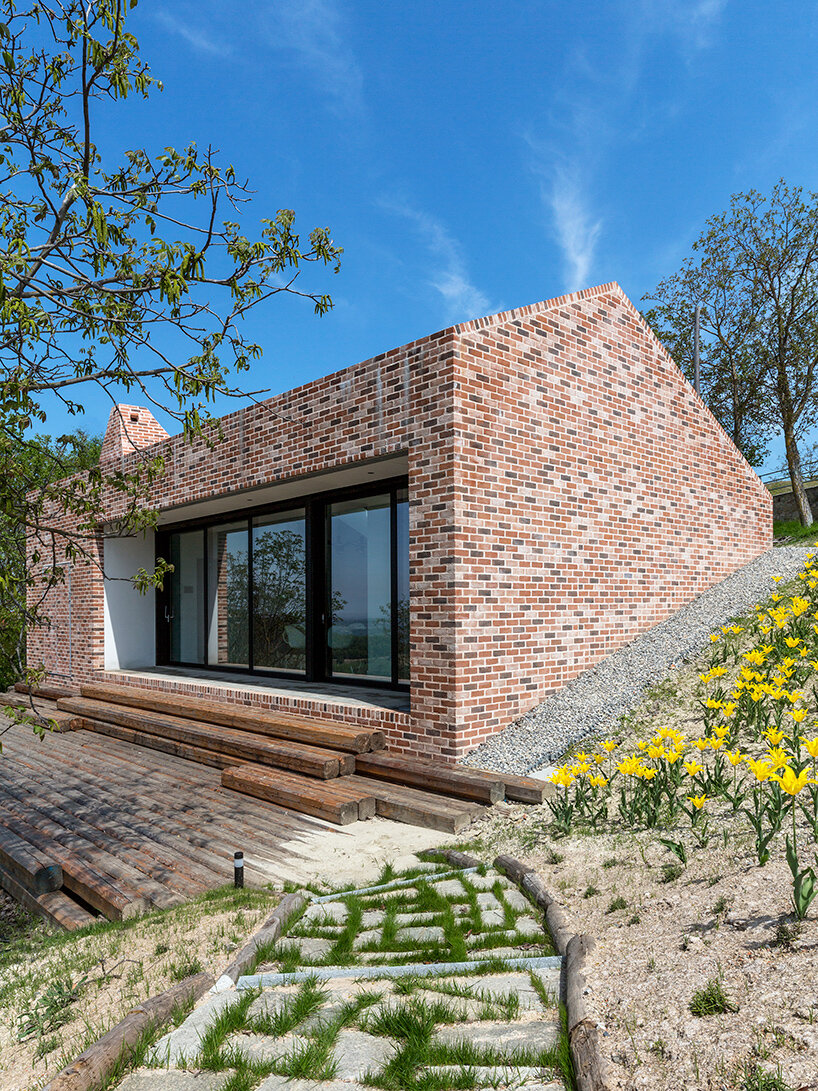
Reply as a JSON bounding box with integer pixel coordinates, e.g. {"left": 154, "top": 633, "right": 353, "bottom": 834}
{"left": 158, "top": 479, "right": 408, "bottom": 689}
{"left": 253, "top": 510, "right": 307, "bottom": 674}
{"left": 327, "top": 494, "right": 393, "bottom": 682}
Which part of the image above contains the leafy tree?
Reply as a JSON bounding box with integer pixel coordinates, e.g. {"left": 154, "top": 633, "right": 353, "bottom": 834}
{"left": 0, "top": 1, "right": 342, "bottom": 697}
{"left": 645, "top": 180, "right": 818, "bottom": 525}
{"left": 0, "top": 429, "right": 100, "bottom": 693}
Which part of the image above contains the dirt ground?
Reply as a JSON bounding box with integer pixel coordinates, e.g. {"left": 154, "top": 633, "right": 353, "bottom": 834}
{"left": 470, "top": 647, "right": 818, "bottom": 1091}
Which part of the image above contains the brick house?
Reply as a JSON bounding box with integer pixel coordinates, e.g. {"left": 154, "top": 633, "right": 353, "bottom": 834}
{"left": 28, "top": 283, "right": 772, "bottom": 761}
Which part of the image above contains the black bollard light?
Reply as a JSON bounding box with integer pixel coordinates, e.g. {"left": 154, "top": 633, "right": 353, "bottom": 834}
{"left": 234, "top": 850, "right": 244, "bottom": 888}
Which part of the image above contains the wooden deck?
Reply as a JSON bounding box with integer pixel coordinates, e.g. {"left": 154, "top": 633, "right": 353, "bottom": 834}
{"left": 0, "top": 684, "right": 551, "bottom": 931}
{"left": 0, "top": 717, "right": 349, "bottom": 928}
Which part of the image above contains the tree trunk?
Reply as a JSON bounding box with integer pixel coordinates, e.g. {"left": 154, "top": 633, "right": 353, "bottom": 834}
{"left": 784, "top": 426, "right": 814, "bottom": 526}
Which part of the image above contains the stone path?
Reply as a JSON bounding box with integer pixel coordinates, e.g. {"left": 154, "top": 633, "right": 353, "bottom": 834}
{"left": 117, "top": 857, "right": 567, "bottom": 1091}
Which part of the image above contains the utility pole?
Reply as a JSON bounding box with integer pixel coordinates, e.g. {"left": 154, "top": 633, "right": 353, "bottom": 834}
{"left": 693, "top": 303, "right": 701, "bottom": 395}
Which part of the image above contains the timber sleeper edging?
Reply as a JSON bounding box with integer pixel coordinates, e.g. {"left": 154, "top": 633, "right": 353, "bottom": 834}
{"left": 494, "top": 852, "right": 611, "bottom": 1091}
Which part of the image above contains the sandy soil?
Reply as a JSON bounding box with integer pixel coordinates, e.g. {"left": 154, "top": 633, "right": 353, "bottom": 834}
{"left": 470, "top": 641, "right": 818, "bottom": 1091}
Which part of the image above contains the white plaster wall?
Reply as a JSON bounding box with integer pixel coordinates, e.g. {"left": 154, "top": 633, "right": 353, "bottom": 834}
{"left": 104, "top": 531, "right": 156, "bottom": 670}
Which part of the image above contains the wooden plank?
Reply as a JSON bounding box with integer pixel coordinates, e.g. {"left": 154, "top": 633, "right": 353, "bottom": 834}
{"left": 0, "top": 764, "right": 204, "bottom": 899}
{"left": 7, "top": 740, "right": 320, "bottom": 879}
{"left": 0, "top": 693, "right": 77, "bottom": 730}
{"left": 355, "top": 752, "right": 503, "bottom": 804}
{"left": 0, "top": 822, "right": 63, "bottom": 895}
{"left": 343, "top": 775, "right": 483, "bottom": 833}
{"left": 47, "top": 732, "right": 330, "bottom": 840}
{"left": 0, "top": 786, "right": 182, "bottom": 913}
{"left": 13, "top": 681, "right": 79, "bottom": 700}
{"left": 37, "top": 889, "right": 98, "bottom": 931}
{"left": 79, "top": 681, "right": 385, "bottom": 752}
{"left": 0, "top": 800, "right": 147, "bottom": 920}
{"left": 2, "top": 754, "right": 247, "bottom": 890}
{"left": 451, "top": 764, "right": 553, "bottom": 805}
{"left": 59, "top": 698, "right": 346, "bottom": 778}
{"left": 0, "top": 865, "right": 96, "bottom": 931}
{"left": 222, "top": 765, "right": 360, "bottom": 825}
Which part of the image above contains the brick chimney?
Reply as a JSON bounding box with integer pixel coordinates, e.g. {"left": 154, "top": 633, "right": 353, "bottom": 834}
{"left": 99, "top": 404, "right": 170, "bottom": 464}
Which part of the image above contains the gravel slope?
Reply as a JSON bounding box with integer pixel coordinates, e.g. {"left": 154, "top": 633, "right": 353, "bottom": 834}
{"left": 462, "top": 544, "right": 814, "bottom": 775}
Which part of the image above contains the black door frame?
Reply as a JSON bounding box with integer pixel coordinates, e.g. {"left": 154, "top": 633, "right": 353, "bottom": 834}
{"left": 155, "top": 476, "right": 409, "bottom": 691}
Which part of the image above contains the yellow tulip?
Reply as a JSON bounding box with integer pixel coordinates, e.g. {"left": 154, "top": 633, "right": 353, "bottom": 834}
{"left": 785, "top": 636, "right": 802, "bottom": 648}
{"left": 694, "top": 738, "right": 710, "bottom": 751}
{"left": 800, "top": 736, "right": 818, "bottom": 759}
{"left": 774, "top": 767, "right": 815, "bottom": 796}
{"left": 589, "top": 774, "right": 608, "bottom": 788}
{"left": 713, "top": 724, "right": 730, "bottom": 739}
{"left": 764, "top": 727, "right": 785, "bottom": 746}
{"left": 726, "top": 749, "right": 744, "bottom": 766}
{"left": 789, "top": 708, "right": 809, "bottom": 724}
{"left": 551, "top": 767, "right": 574, "bottom": 788}
{"left": 687, "top": 795, "right": 707, "bottom": 810}
{"left": 745, "top": 758, "right": 774, "bottom": 782}
{"left": 601, "top": 739, "right": 617, "bottom": 753}
{"left": 766, "top": 747, "right": 790, "bottom": 771}
{"left": 684, "top": 760, "right": 703, "bottom": 777}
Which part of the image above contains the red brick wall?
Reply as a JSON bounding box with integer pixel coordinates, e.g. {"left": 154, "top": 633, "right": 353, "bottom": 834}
{"left": 27, "top": 283, "right": 771, "bottom": 760}
{"left": 448, "top": 286, "right": 771, "bottom": 754}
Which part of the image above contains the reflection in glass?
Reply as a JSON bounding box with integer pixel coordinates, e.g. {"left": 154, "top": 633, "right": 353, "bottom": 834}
{"left": 253, "top": 510, "right": 307, "bottom": 673}
{"left": 169, "top": 531, "right": 205, "bottom": 664}
{"left": 206, "top": 521, "right": 249, "bottom": 668}
{"left": 396, "top": 488, "right": 409, "bottom": 684}
{"left": 328, "top": 494, "right": 392, "bottom": 681}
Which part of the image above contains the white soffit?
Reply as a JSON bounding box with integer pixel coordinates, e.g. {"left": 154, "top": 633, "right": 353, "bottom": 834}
{"left": 153, "top": 452, "right": 409, "bottom": 527}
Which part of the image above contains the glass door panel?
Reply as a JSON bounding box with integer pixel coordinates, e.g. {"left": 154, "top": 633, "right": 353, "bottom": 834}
{"left": 328, "top": 494, "right": 392, "bottom": 682}
{"left": 252, "top": 509, "right": 307, "bottom": 673}
{"left": 206, "top": 520, "right": 249, "bottom": 668}
{"left": 169, "top": 530, "right": 205, "bottom": 664}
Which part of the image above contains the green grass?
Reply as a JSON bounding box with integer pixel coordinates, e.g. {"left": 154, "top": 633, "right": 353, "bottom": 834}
{"left": 773, "top": 518, "right": 818, "bottom": 542}
{"left": 689, "top": 978, "right": 739, "bottom": 1016}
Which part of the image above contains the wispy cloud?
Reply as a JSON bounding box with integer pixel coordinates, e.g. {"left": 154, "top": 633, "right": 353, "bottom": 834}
{"left": 264, "top": 0, "right": 364, "bottom": 118}
{"left": 547, "top": 166, "right": 603, "bottom": 294}
{"left": 525, "top": 0, "right": 726, "bottom": 293}
{"left": 381, "top": 200, "right": 492, "bottom": 325}
{"left": 637, "top": 0, "right": 727, "bottom": 56}
{"left": 154, "top": 11, "right": 231, "bottom": 57}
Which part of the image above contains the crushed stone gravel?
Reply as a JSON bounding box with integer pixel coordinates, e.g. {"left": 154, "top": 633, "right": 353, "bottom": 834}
{"left": 462, "top": 545, "right": 814, "bottom": 776}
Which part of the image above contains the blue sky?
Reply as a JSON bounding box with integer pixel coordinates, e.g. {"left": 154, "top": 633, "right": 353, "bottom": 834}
{"left": 58, "top": 0, "right": 818, "bottom": 475}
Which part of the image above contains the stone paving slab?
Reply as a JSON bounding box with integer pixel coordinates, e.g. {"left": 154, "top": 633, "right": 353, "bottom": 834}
{"left": 118, "top": 1074, "right": 230, "bottom": 1091}
{"left": 225, "top": 1030, "right": 304, "bottom": 1062}
{"left": 303, "top": 901, "right": 348, "bottom": 924}
{"left": 333, "top": 1028, "right": 400, "bottom": 1080}
{"left": 481, "top": 909, "right": 507, "bottom": 927}
{"left": 353, "top": 927, "right": 382, "bottom": 948}
{"left": 504, "top": 888, "right": 532, "bottom": 912}
{"left": 257, "top": 1081, "right": 367, "bottom": 1091}
{"left": 435, "top": 1018, "right": 561, "bottom": 1052}
{"left": 469, "top": 873, "right": 513, "bottom": 891}
{"left": 291, "top": 936, "right": 334, "bottom": 961}
{"left": 395, "top": 924, "right": 447, "bottom": 943}
{"left": 476, "top": 891, "right": 503, "bottom": 911}
{"left": 445, "top": 972, "right": 549, "bottom": 1011}
{"left": 424, "top": 1066, "right": 560, "bottom": 1089}
{"left": 246, "top": 988, "right": 301, "bottom": 1022}
{"left": 360, "top": 910, "right": 385, "bottom": 928}
{"left": 148, "top": 993, "right": 241, "bottom": 1066}
{"left": 515, "top": 916, "right": 545, "bottom": 937}
{"left": 427, "top": 879, "right": 470, "bottom": 899}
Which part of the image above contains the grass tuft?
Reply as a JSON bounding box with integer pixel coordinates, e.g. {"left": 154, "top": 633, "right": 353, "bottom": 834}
{"left": 689, "top": 977, "right": 739, "bottom": 1016}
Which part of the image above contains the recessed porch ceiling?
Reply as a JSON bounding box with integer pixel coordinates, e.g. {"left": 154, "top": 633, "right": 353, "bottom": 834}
{"left": 153, "top": 451, "right": 409, "bottom": 527}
